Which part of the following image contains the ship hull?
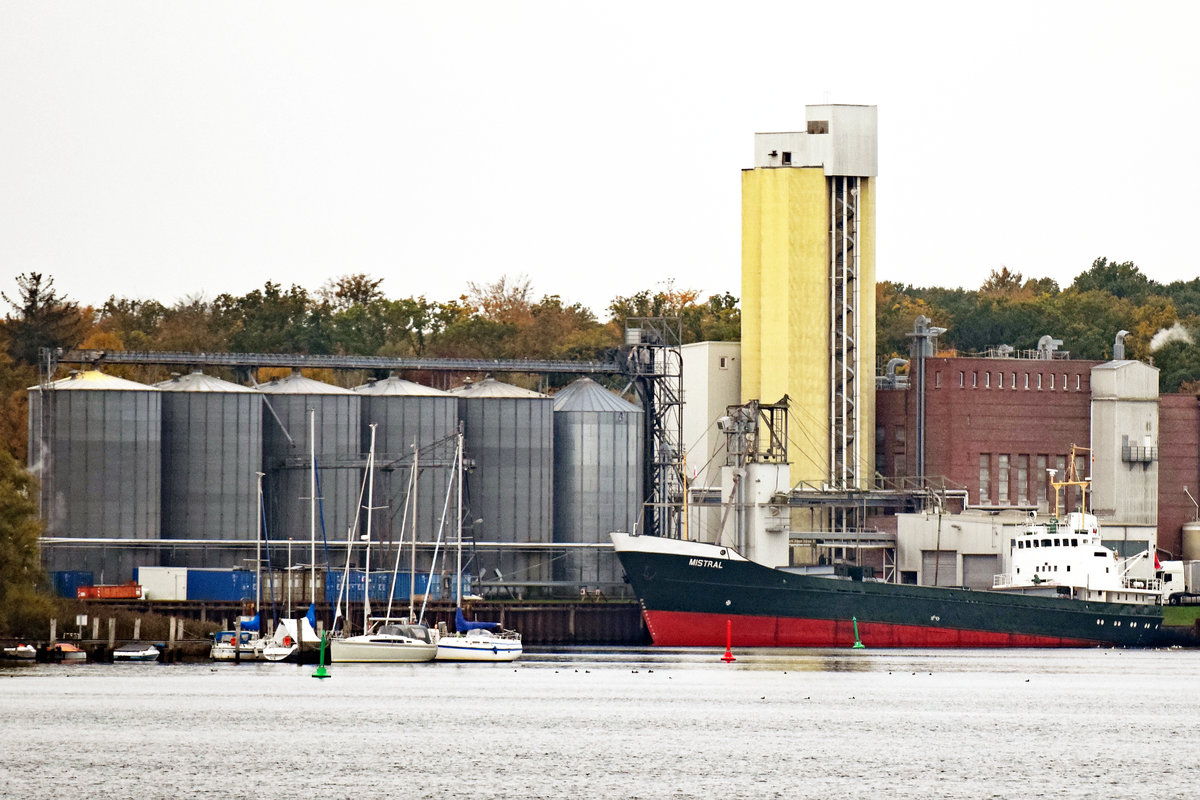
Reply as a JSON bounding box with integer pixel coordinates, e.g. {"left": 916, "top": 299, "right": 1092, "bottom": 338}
{"left": 612, "top": 533, "right": 1167, "bottom": 648}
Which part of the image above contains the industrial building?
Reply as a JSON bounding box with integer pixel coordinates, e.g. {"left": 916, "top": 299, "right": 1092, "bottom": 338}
{"left": 741, "top": 105, "right": 877, "bottom": 492}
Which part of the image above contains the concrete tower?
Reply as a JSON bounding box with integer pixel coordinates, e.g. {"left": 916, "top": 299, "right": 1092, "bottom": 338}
{"left": 741, "top": 104, "right": 877, "bottom": 490}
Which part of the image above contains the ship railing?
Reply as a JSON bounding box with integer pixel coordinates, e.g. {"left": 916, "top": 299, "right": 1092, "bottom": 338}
{"left": 1121, "top": 577, "right": 1162, "bottom": 592}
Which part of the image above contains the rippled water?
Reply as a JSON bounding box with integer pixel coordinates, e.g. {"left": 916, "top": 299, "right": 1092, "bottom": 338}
{"left": 2, "top": 647, "right": 1198, "bottom": 799}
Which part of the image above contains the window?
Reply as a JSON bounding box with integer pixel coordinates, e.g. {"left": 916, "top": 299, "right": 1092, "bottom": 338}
{"left": 979, "top": 454, "right": 991, "bottom": 503}
{"left": 985, "top": 372, "right": 991, "bottom": 388}
{"left": 1049, "top": 374, "right": 1055, "bottom": 390}
{"left": 1037, "top": 373, "right": 1043, "bottom": 390}
{"left": 958, "top": 372, "right": 964, "bottom": 387}
{"left": 972, "top": 372, "right": 978, "bottom": 388}
{"left": 1024, "top": 373, "right": 1030, "bottom": 389}
{"left": 1036, "top": 455, "right": 1047, "bottom": 505}
{"left": 935, "top": 371, "right": 942, "bottom": 388}
{"left": 807, "top": 120, "right": 829, "bottom": 134}
{"left": 781, "top": 151, "right": 792, "bottom": 165}
{"left": 999, "top": 454, "right": 1010, "bottom": 504}
{"left": 719, "top": 357, "right": 728, "bottom": 369}
{"left": 1076, "top": 374, "right": 1081, "bottom": 391}
{"left": 1017, "top": 455, "right": 1029, "bottom": 505}
{"left": 998, "top": 372, "right": 1004, "bottom": 389}
{"left": 1011, "top": 372, "right": 1017, "bottom": 389}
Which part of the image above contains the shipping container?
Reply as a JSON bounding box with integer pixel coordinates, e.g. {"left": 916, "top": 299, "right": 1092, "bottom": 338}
{"left": 186, "top": 568, "right": 257, "bottom": 602}
{"left": 51, "top": 570, "right": 94, "bottom": 599}
{"left": 77, "top": 582, "right": 143, "bottom": 600}
{"left": 324, "top": 571, "right": 440, "bottom": 604}
{"left": 136, "top": 566, "right": 188, "bottom": 601}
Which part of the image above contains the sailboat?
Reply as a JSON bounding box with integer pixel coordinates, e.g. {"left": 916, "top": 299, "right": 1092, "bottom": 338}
{"left": 211, "top": 472, "right": 273, "bottom": 662}
{"left": 263, "top": 410, "right": 325, "bottom": 663}
{"left": 435, "top": 431, "right": 522, "bottom": 662}
{"left": 330, "top": 427, "right": 438, "bottom": 663}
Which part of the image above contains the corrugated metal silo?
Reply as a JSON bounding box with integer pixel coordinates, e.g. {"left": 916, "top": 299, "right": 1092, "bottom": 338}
{"left": 155, "top": 370, "right": 263, "bottom": 570}
{"left": 27, "top": 370, "right": 161, "bottom": 583}
{"left": 450, "top": 378, "right": 553, "bottom": 594}
{"left": 354, "top": 376, "right": 458, "bottom": 572}
{"left": 552, "top": 377, "right": 643, "bottom": 589}
{"left": 257, "top": 371, "right": 361, "bottom": 568}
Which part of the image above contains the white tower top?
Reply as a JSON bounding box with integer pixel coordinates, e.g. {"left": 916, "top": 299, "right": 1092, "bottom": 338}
{"left": 753, "top": 104, "right": 877, "bottom": 177}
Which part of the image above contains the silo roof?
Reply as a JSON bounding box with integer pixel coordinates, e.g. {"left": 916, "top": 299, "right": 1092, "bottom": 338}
{"left": 354, "top": 376, "right": 451, "bottom": 396}
{"left": 154, "top": 370, "right": 255, "bottom": 393}
{"left": 449, "top": 377, "right": 547, "bottom": 398}
{"left": 32, "top": 369, "right": 157, "bottom": 391}
{"left": 552, "top": 377, "right": 642, "bottom": 413}
{"left": 255, "top": 372, "right": 354, "bottom": 395}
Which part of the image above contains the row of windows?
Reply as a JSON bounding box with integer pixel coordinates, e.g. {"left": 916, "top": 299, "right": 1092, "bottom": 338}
{"left": 936, "top": 371, "right": 1084, "bottom": 391}
{"left": 1014, "top": 538, "right": 1082, "bottom": 548}
{"left": 979, "top": 453, "right": 1083, "bottom": 505}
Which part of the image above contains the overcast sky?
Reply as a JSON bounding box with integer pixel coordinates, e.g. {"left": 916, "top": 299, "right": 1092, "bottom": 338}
{"left": 2, "top": 1, "right": 1197, "bottom": 316}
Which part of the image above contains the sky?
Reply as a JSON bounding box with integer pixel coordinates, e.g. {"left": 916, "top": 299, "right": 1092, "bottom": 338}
{"left": 2, "top": 1, "right": 1198, "bottom": 317}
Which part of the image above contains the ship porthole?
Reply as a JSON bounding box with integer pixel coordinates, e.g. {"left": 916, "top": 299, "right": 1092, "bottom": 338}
{"left": 719, "top": 549, "right": 727, "bottom": 556}
{"left": 725, "top": 600, "right": 731, "bottom": 606}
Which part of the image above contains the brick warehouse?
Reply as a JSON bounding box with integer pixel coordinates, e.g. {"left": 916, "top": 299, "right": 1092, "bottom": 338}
{"left": 876, "top": 352, "right": 1200, "bottom": 558}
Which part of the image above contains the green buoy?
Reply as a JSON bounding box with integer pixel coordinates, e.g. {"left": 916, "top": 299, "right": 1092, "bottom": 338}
{"left": 851, "top": 616, "right": 865, "bottom": 649}
{"left": 312, "top": 632, "right": 331, "bottom": 679}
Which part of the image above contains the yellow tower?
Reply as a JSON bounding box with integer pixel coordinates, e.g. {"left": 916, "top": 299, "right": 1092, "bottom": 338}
{"left": 742, "top": 105, "right": 877, "bottom": 491}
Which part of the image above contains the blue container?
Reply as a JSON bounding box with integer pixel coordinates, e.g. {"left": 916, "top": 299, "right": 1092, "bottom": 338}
{"left": 186, "top": 569, "right": 256, "bottom": 602}
{"left": 52, "top": 570, "right": 94, "bottom": 599}
{"left": 326, "top": 571, "right": 443, "bottom": 603}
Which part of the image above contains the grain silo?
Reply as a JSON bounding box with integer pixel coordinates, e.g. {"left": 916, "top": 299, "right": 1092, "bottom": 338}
{"left": 27, "top": 370, "right": 161, "bottom": 582}
{"left": 155, "top": 370, "right": 263, "bottom": 570}
{"left": 257, "top": 371, "right": 361, "bottom": 573}
{"left": 552, "top": 377, "right": 643, "bottom": 591}
{"left": 450, "top": 378, "right": 553, "bottom": 595}
{"left": 354, "top": 376, "right": 458, "bottom": 571}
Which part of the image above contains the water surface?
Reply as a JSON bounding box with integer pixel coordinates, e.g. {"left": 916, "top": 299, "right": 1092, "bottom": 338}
{"left": 2, "top": 647, "right": 1196, "bottom": 799}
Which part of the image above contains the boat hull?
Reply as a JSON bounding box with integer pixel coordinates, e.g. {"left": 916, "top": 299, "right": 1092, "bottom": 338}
{"left": 435, "top": 635, "right": 522, "bottom": 662}
{"left": 329, "top": 637, "right": 437, "bottom": 663}
{"left": 612, "top": 533, "right": 1168, "bottom": 648}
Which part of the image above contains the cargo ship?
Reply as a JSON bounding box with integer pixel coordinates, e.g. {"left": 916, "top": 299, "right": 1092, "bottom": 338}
{"left": 613, "top": 461, "right": 1176, "bottom": 648}
{"left": 612, "top": 530, "right": 1170, "bottom": 647}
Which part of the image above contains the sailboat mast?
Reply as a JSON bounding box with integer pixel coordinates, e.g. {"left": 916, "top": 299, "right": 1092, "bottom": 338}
{"left": 409, "top": 444, "right": 418, "bottom": 621}
{"left": 309, "top": 408, "right": 317, "bottom": 608}
{"left": 456, "top": 431, "right": 464, "bottom": 610}
{"left": 364, "top": 424, "right": 377, "bottom": 632}
{"left": 255, "top": 471, "right": 264, "bottom": 614}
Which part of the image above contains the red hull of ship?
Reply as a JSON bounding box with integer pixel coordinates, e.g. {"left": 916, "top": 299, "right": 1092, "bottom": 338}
{"left": 643, "top": 609, "right": 1099, "bottom": 648}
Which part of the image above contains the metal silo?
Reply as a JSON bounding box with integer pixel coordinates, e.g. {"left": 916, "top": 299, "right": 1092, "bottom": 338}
{"left": 155, "top": 370, "right": 263, "bottom": 570}
{"left": 354, "top": 376, "right": 458, "bottom": 573}
{"left": 552, "top": 377, "right": 643, "bottom": 591}
{"left": 27, "top": 370, "right": 161, "bottom": 583}
{"left": 257, "top": 370, "right": 361, "bottom": 580}
{"left": 450, "top": 378, "right": 553, "bottom": 596}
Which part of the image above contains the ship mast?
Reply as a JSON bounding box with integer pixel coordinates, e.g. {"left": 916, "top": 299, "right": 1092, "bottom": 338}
{"left": 1048, "top": 444, "right": 1091, "bottom": 518}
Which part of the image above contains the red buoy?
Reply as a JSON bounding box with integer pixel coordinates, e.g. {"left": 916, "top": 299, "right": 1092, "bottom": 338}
{"left": 721, "top": 618, "right": 736, "bottom": 663}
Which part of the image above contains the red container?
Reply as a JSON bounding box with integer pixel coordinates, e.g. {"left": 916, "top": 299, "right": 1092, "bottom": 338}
{"left": 77, "top": 582, "right": 143, "bottom": 600}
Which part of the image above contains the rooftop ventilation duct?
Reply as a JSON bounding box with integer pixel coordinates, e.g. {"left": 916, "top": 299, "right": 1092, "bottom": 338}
{"left": 1113, "top": 330, "right": 1130, "bottom": 360}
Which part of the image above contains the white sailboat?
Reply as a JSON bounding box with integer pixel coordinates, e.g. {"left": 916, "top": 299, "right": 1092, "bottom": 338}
{"left": 331, "top": 427, "right": 438, "bottom": 663}
{"left": 435, "top": 431, "right": 522, "bottom": 662}
{"left": 211, "top": 471, "right": 270, "bottom": 661}
{"left": 263, "top": 410, "right": 323, "bottom": 663}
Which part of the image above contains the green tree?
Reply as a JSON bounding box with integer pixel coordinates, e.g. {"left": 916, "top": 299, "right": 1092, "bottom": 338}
{"left": 1070, "top": 257, "right": 1160, "bottom": 303}
{"left": 1, "top": 273, "right": 89, "bottom": 365}
{"left": 0, "top": 445, "right": 55, "bottom": 637}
